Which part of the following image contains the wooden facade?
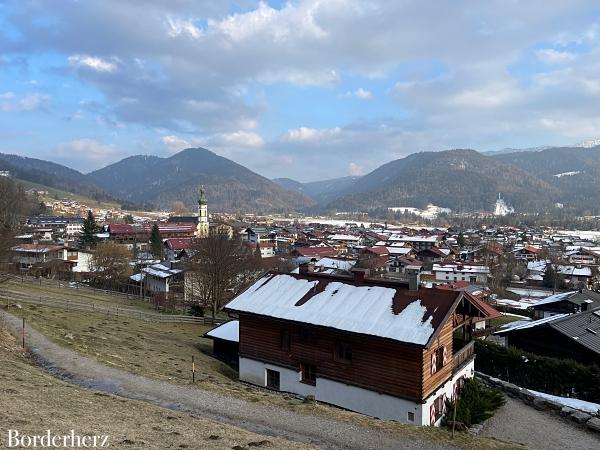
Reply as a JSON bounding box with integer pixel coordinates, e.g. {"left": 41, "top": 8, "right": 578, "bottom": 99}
{"left": 239, "top": 311, "right": 468, "bottom": 402}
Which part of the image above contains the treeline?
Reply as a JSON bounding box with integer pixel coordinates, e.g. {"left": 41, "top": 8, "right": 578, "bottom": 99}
{"left": 475, "top": 340, "right": 600, "bottom": 403}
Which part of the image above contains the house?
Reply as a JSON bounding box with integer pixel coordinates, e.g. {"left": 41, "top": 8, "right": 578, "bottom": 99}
{"left": 224, "top": 271, "right": 492, "bottom": 426}
{"left": 204, "top": 320, "right": 240, "bottom": 364}
{"left": 164, "top": 238, "right": 194, "bottom": 261}
{"left": 130, "top": 263, "right": 184, "bottom": 294}
{"left": 530, "top": 290, "right": 600, "bottom": 319}
{"left": 11, "top": 244, "right": 65, "bottom": 271}
{"left": 513, "top": 245, "right": 541, "bottom": 261}
{"left": 496, "top": 308, "right": 600, "bottom": 366}
{"left": 243, "top": 227, "right": 270, "bottom": 244}
{"left": 432, "top": 263, "right": 490, "bottom": 285}
{"left": 291, "top": 246, "right": 339, "bottom": 259}
{"left": 255, "top": 242, "right": 275, "bottom": 259}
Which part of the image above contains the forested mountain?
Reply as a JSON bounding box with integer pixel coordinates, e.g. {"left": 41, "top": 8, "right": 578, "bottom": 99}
{"left": 273, "top": 176, "right": 361, "bottom": 204}
{"left": 494, "top": 145, "right": 600, "bottom": 213}
{"left": 327, "top": 149, "right": 558, "bottom": 213}
{"left": 89, "top": 148, "right": 315, "bottom": 213}
{"left": 0, "top": 152, "right": 113, "bottom": 201}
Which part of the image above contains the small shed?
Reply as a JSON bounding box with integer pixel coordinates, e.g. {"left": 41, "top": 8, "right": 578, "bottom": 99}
{"left": 204, "top": 320, "right": 239, "bottom": 365}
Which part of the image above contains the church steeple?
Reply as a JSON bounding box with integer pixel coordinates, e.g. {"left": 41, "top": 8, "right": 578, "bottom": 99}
{"left": 198, "top": 186, "right": 208, "bottom": 206}
{"left": 196, "top": 186, "right": 209, "bottom": 238}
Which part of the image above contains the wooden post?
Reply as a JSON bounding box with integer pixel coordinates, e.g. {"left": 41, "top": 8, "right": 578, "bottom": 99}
{"left": 192, "top": 356, "right": 195, "bottom": 383}
{"left": 21, "top": 317, "right": 25, "bottom": 349}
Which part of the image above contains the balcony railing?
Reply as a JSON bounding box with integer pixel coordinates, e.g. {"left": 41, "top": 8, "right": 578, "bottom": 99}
{"left": 452, "top": 340, "right": 475, "bottom": 374}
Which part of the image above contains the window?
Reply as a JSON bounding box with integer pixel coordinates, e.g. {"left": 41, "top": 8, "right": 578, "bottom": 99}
{"left": 434, "top": 395, "right": 445, "bottom": 421}
{"left": 266, "top": 369, "right": 280, "bottom": 390}
{"left": 335, "top": 341, "right": 352, "bottom": 362}
{"left": 280, "top": 329, "right": 290, "bottom": 351}
{"left": 407, "top": 411, "right": 415, "bottom": 422}
{"left": 470, "top": 276, "right": 477, "bottom": 283}
{"left": 301, "top": 363, "right": 317, "bottom": 385}
{"left": 437, "top": 347, "right": 445, "bottom": 371}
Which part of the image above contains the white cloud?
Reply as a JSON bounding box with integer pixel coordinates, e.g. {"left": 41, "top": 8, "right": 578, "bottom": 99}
{"left": 219, "top": 130, "right": 264, "bottom": 147}
{"left": 0, "top": 92, "right": 50, "bottom": 112}
{"left": 348, "top": 162, "right": 364, "bottom": 176}
{"left": 68, "top": 55, "right": 117, "bottom": 72}
{"left": 342, "top": 87, "right": 373, "bottom": 100}
{"left": 283, "top": 126, "right": 341, "bottom": 142}
{"left": 52, "top": 138, "right": 120, "bottom": 171}
{"left": 450, "top": 82, "right": 518, "bottom": 108}
{"left": 166, "top": 17, "right": 203, "bottom": 39}
{"left": 161, "top": 135, "right": 193, "bottom": 154}
{"left": 536, "top": 48, "right": 575, "bottom": 63}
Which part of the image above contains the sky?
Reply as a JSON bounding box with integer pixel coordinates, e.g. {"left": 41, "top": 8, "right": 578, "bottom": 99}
{"left": 2, "top": 1, "right": 600, "bottom": 182}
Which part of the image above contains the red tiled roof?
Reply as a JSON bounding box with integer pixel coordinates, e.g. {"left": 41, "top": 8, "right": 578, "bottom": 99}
{"left": 293, "top": 246, "right": 338, "bottom": 258}
{"left": 165, "top": 238, "right": 194, "bottom": 250}
{"left": 365, "top": 246, "right": 390, "bottom": 256}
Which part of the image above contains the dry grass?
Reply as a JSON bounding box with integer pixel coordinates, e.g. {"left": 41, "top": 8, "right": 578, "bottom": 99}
{"left": 2, "top": 279, "right": 528, "bottom": 450}
{"left": 2, "top": 279, "right": 165, "bottom": 313}
{"left": 0, "top": 327, "right": 315, "bottom": 450}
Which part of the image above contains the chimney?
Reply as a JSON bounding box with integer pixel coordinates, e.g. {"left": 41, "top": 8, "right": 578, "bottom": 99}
{"left": 406, "top": 267, "right": 421, "bottom": 291}
{"left": 299, "top": 261, "right": 315, "bottom": 274}
{"left": 352, "top": 268, "right": 370, "bottom": 282}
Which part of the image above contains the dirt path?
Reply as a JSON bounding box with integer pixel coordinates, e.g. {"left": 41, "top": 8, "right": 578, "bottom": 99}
{"left": 481, "top": 393, "right": 600, "bottom": 450}
{"left": 1, "top": 309, "right": 456, "bottom": 450}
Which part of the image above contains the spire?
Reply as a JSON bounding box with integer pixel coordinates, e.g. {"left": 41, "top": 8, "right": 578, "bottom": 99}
{"left": 198, "top": 185, "right": 208, "bottom": 206}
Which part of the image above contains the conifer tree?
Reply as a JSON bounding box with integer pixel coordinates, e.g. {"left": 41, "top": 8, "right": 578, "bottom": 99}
{"left": 150, "top": 223, "right": 163, "bottom": 259}
{"left": 79, "top": 210, "right": 98, "bottom": 249}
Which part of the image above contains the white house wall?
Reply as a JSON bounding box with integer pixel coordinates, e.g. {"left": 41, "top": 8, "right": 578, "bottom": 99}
{"left": 423, "top": 359, "right": 475, "bottom": 426}
{"left": 240, "top": 356, "right": 475, "bottom": 426}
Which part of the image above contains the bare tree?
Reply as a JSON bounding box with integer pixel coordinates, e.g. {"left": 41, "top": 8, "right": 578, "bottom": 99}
{"left": 187, "top": 234, "right": 260, "bottom": 318}
{"left": 90, "top": 242, "right": 132, "bottom": 290}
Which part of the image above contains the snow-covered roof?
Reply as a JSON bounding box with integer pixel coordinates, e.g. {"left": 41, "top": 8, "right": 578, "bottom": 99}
{"left": 315, "top": 258, "right": 356, "bottom": 272}
{"left": 432, "top": 263, "right": 490, "bottom": 274}
{"left": 328, "top": 234, "right": 360, "bottom": 241}
{"left": 205, "top": 320, "right": 239, "bottom": 342}
{"left": 496, "top": 313, "right": 569, "bottom": 333}
{"left": 225, "top": 273, "right": 454, "bottom": 346}
{"left": 387, "top": 247, "right": 414, "bottom": 255}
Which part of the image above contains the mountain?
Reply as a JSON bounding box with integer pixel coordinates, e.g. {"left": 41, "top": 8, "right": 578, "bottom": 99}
{"left": 273, "top": 176, "right": 361, "bottom": 204}
{"left": 494, "top": 145, "right": 600, "bottom": 213}
{"left": 89, "top": 148, "right": 315, "bottom": 213}
{"left": 0, "top": 152, "right": 113, "bottom": 202}
{"left": 327, "top": 149, "right": 558, "bottom": 213}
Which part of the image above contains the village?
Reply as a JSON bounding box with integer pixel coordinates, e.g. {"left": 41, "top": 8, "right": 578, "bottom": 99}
{"left": 1, "top": 186, "right": 600, "bottom": 450}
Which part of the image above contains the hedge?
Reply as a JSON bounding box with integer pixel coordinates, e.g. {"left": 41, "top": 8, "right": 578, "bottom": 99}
{"left": 475, "top": 340, "right": 600, "bottom": 403}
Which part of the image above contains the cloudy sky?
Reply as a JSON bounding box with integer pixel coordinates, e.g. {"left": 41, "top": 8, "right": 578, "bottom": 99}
{"left": 1, "top": 1, "right": 600, "bottom": 181}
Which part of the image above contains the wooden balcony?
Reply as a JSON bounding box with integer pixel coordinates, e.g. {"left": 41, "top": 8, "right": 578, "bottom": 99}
{"left": 452, "top": 340, "right": 475, "bottom": 374}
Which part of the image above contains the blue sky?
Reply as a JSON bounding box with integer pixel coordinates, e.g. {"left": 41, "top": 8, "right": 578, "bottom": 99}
{"left": 1, "top": 1, "right": 600, "bottom": 181}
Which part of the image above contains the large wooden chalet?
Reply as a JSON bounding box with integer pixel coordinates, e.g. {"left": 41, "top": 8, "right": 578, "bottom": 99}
{"left": 224, "top": 270, "right": 490, "bottom": 426}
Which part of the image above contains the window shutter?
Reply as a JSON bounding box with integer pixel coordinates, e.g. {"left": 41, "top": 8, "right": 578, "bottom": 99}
{"left": 430, "top": 403, "right": 436, "bottom": 426}
{"left": 442, "top": 394, "right": 448, "bottom": 414}
{"left": 430, "top": 352, "right": 437, "bottom": 375}
{"left": 442, "top": 345, "right": 448, "bottom": 366}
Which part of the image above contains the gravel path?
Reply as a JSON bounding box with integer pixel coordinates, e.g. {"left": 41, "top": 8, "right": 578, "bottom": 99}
{"left": 481, "top": 396, "right": 600, "bottom": 450}
{"left": 1, "top": 309, "right": 456, "bottom": 450}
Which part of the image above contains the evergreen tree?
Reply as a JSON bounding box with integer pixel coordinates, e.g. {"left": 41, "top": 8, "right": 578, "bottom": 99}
{"left": 123, "top": 214, "right": 134, "bottom": 224}
{"left": 150, "top": 223, "right": 163, "bottom": 259}
{"left": 79, "top": 210, "right": 98, "bottom": 249}
{"left": 543, "top": 264, "right": 556, "bottom": 289}
{"left": 457, "top": 232, "right": 466, "bottom": 247}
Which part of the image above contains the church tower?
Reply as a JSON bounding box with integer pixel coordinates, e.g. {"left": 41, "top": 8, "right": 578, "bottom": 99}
{"left": 196, "top": 186, "right": 209, "bottom": 238}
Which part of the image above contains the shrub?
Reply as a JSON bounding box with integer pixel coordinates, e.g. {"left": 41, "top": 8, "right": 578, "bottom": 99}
{"left": 475, "top": 340, "right": 600, "bottom": 403}
{"left": 444, "top": 379, "right": 505, "bottom": 429}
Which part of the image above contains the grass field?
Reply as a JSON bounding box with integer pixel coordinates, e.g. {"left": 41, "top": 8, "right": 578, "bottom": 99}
{"left": 0, "top": 327, "right": 315, "bottom": 450}
{"left": 2, "top": 283, "right": 526, "bottom": 450}
{"left": 15, "top": 178, "right": 121, "bottom": 209}
{"left": 489, "top": 315, "right": 527, "bottom": 328}
{"left": 2, "top": 278, "right": 166, "bottom": 314}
